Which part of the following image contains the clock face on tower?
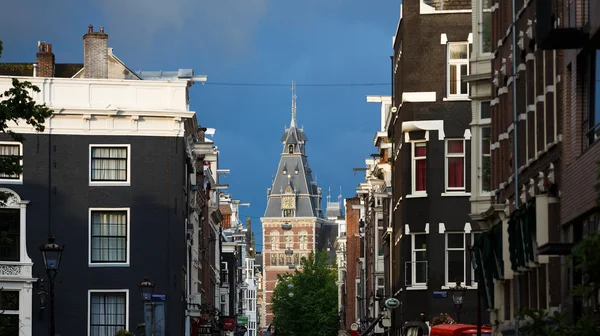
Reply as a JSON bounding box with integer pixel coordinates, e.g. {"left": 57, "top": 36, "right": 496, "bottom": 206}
{"left": 282, "top": 196, "right": 295, "bottom": 209}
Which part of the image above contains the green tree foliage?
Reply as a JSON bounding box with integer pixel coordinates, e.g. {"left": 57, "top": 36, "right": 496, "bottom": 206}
{"left": 0, "top": 40, "right": 53, "bottom": 201}
{"left": 271, "top": 250, "right": 339, "bottom": 336}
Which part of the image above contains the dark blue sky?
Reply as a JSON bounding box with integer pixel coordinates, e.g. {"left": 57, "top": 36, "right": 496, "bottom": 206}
{"left": 1, "top": 0, "right": 401, "bottom": 252}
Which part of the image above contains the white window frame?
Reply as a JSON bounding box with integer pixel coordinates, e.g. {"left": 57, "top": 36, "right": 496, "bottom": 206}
{"left": 411, "top": 142, "right": 428, "bottom": 196}
{"left": 87, "top": 289, "right": 129, "bottom": 336}
{"left": 299, "top": 231, "right": 308, "bottom": 250}
{"left": 447, "top": 42, "right": 470, "bottom": 98}
{"left": 411, "top": 233, "right": 428, "bottom": 287}
{"left": 270, "top": 231, "right": 280, "bottom": 251}
{"left": 480, "top": 0, "right": 493, "bottom": 55}
{"left": 284, "top": 231, "right": 293, "bottom": 249}
{"left": 88, "top": 208, "right": 131, "bottom": 267}
{"left": 445, "top": 139, "right": 466, "bottom": 192}
{"left": 0, "top": 141, "right": 23, "bottom": 184}
{"left": 445, "top": 232, "right": 466, "bottom": 287}
{"left": 355, "top": 278, "right": 361, "bottom": 321}
{"left": 89, "top": 144, "right": 131, "bottom": 186}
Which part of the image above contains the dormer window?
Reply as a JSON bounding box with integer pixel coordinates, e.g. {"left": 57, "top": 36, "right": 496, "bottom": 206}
{"left": 288, "top": 145, "right": 294, "bottom": 154}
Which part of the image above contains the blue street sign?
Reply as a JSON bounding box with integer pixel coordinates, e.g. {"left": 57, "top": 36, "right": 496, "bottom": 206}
{"left": 432, "top": 291, "right": 448, "bottom": 298}
{"left": 152, "top": 294, "right": 166, "bottom": 301}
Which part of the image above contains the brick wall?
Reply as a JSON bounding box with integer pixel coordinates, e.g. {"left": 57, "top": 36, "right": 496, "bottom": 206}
{"left": 83, "top": 29, "right": 108, "bottom": 79}
{"left": 36, "top": 43, "right": 54, "bottom": 77}
{"left": 345, "top": 197, "right": 361, "bottom": 328}
{"left": 560, "top": 0, "right": 600, "bottom": 224}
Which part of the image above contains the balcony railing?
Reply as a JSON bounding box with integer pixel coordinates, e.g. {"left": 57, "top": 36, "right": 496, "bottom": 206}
{"left": 537, "top": 0, "right": 590, "bottom": 49}
{"left": 404, "top": 260, "right": 428, "bottom": 287}
{"left": 0, "top": 262, "right": 33, "bottom": 278}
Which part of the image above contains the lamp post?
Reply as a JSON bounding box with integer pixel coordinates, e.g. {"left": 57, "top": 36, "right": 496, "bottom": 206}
{"left": 139, "top": 277, "right": 156, "bottom": 336}
{"left": 39, "top": 235, "right": 64, "bottom": 336}
{"left": 449, "top": 281, "right": 467, "bottom": 323}
{"left": 469, "top": 245, "right": 482, "bottom": 336}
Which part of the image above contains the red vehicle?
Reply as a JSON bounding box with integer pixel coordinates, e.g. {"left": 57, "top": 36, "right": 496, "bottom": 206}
{"left": 429, "top": 324, "right": 492, "bottom": 336}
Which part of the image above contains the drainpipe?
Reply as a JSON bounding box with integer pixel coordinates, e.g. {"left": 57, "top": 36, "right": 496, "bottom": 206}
{"left": 511, "top": 0, "right": 520, "bottom": 333}
{"left": 33, "top": 63, "right": 38, "bottom": 77}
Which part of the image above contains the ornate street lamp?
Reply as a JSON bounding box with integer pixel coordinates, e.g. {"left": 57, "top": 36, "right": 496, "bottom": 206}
{"left": 39, "top": 236, "right": 64, "bottom": 336}
{"left": 449, "top": 281, "right": 467, "bottom": 323}
{"left": 285, "top": 249, "right": 293, "bottom": 255}
{"left": 139, "top": 277, "right": 155, "bottom": 301}
{"left": 139, "top": 277, "right": 156, "bottom": 336}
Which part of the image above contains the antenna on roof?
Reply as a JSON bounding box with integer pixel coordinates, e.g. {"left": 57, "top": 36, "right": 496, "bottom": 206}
{"left": 290, "top": 81, "right": 297, "bottom": 128}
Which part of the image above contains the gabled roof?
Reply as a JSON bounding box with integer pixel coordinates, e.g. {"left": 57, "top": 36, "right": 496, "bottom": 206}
{"left": 264, "top": 96, "right": 323, "bottom": 218}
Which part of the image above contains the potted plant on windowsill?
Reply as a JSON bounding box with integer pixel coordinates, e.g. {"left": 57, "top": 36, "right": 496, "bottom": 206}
{"left": 115, "top": 330, "right": 135, "bottom": 336}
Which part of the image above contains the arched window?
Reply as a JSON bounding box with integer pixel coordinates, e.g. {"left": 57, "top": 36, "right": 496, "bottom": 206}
{"left": 288, "top": 145, "right": 294, "bottom": 154}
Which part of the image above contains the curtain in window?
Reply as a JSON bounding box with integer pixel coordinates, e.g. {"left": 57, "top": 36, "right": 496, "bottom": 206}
{"left": 91, "top": 212, "right": 127, "bottom": 262}
{"left": 415, "top": 146, "right": 427, "bottom": 191}
{"left": 415, "top": 159, "right": 427, "bottom": 191}
{"left": 0, "top": 145, "right": 20, "bottom": 179}
{"left": 91, "top": 148, "right": 127, "bottom": 181}
{"left": 90, "top": 293, "right": 126, "bottom": 336}
{"left": 448, "top": 141, "right": 464, "bottom": 188}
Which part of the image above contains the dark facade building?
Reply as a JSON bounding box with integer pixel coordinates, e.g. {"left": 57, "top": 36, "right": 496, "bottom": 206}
{"left": 0, "top": 26, "right": 215, "bottom": 336}
{"left": 389, "top": 0, "right": 485, "bottom": 331}
{"left": 539, "top": 0, "right": 600, "bottom": 326}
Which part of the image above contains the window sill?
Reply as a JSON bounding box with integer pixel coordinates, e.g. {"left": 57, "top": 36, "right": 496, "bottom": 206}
{"left": 406, "top": 193, "right": 428, "bottom": 199}
{"left": 406, "top": 286, "right": 428, "bottom": 291}
{"left": 441, "top": 192, "right": 471, "bottom": 197}
{"left": 0, "top": 179, "right": 23, "bottom": 185}
{"left": 89, "top": 263, "right": 130, "bottom": 267}
{"left": 443, "top": 96, "right": 470, "bottom": 102}
{"left": 89, "top": 181, "right": 131, "bottom": 187}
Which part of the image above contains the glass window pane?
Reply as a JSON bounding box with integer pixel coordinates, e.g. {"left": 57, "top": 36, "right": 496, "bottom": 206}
{"left": 449, "top": 65, "right": 457, "bottom": 95}
{"left": 448, "top": 250, "right": 465, "bottom": 283}
{"left": 480, "top": 101, "right": 491, "bottom": 119}
{"left": 414, "top": 235, "right": 427, "bottom": 249}
{"left": 481, "top": 0, "right": 492, "bottom": 54}
{"left": 415, "top": 144, "right": 426, "bottom": 157}
{"left": 450, "top": 44, "right": 468, "bottom": 59}
{"left": 447, "top": 140, "right": 464, "bottom": 154}
{"left": 461, "top": 64, "right": 469, "bottom": 94}
{"left": 447, "top": 234, "right": 464, "bottom": 248}
{"left": 416, "top": 262, "right": 427, "bottom": 283}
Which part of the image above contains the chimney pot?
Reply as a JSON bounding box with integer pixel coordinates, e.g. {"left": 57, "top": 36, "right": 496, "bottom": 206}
{"left": 88, "top": 24, "right": 93, "bottom": 33}
{"left": 83, "top": 26, "right": 109, "bottom": 79}
{"left": 36, "top": 42, "right": 55, "bottom": 78}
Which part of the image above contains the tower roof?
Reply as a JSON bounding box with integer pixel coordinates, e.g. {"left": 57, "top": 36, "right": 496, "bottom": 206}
{"left": 264, "top": 82, "right": 323, "bottom": 218}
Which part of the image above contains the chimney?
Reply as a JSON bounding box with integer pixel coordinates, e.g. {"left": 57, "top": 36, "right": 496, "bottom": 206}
{"left": 83, "top": 24, "right": 108, "bottom": 79}
{"left": 36, "top": 42, "right": 55, "bottom": 77}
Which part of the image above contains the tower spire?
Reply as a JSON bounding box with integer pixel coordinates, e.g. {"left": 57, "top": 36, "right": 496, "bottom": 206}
{"left": 291, "top": 81, "right": 297, "bottom": 128}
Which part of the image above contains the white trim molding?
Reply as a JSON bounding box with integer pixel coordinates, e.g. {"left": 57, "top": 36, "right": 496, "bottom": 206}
{"left": 0, "top": 188, "right": 35, "bottom": 336}
{"left": 402, "top": 92, "right": 436, "bottom": 103}
{"left": 402, "top": 120, "right": 445, "bottom": 140}
{"left": 88, "top": 208, "right": 131, "bottom": 267}
{"left": 87, "top": 289, "right": 130, "bottom": 336}
{"left": 0, "top": 141, "right": 24, "bottom": 184}
{"left": 89, "top": 144, "right": 132, "bottom": 187}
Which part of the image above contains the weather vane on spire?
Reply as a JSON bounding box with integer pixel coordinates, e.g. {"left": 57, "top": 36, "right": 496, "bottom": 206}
{"left": 291, "top": 81, "right": 297, "bottom": 127}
